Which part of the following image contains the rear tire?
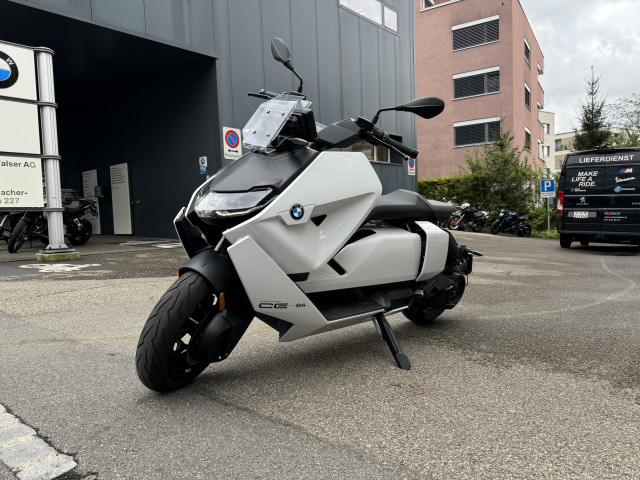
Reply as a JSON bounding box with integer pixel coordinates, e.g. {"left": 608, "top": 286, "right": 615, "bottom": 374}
{"left": 403, "top": 305, "right": 446, "bottom": 325}
{"left": 136, "top": 271, "right": 216, "bottom": 392}
{"left": 560, "top": 234, "right": 572, "bottom": 249}
{"left": 580, "top": 239, "right": 589, "bottom": 247}
{"left": 67, "top": 220, "right": 92, "bottom": 246}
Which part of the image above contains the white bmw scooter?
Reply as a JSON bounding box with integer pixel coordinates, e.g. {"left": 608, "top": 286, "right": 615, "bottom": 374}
{"left": 136, "top": 38, "right": 480, "bottom": 392}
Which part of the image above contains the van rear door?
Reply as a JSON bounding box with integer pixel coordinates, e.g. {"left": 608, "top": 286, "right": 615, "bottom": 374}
{"left": 602, "top": 164, "right": 640, "bottom": 233}
{"left": 563, "top": 161, "right": 605, "bottom": 232}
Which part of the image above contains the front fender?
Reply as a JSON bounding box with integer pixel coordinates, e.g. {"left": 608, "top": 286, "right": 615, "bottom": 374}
{"left": 179, "top": 250, "right": 254, "bottom": 363}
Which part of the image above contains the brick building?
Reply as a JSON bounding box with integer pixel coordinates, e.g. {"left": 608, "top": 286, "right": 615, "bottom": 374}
{"left": 415, "top": 0, "right": 545, "bottom": 177}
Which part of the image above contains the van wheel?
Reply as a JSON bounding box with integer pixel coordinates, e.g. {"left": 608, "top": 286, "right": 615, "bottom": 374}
{"left": 580, "top": 239, "right": 589, "bottom": 247}
{"left": 560, "top": 235, "right": 572, "bottom": 249}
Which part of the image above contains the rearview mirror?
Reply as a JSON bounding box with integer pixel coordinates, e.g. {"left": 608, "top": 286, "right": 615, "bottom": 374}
{"left": 395, "top": 97, "right": 445, "bottom": 119}
{"left": 271, "top": 38, "right": 292, "bottom": 66}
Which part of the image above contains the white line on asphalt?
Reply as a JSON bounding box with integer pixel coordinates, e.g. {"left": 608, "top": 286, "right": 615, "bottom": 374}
{"left": 0, "top": 404, "right": 76, "bottom": 479}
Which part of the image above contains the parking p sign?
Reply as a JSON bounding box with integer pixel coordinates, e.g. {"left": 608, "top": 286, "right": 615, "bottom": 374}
{"left": 541, "top": 179, "right": 555, "bottom": 198}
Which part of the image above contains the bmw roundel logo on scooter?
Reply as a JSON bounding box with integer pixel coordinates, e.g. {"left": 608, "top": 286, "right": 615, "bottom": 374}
{"left": 0, "top": 51, "right": 19, "bottom": 89}
{"left": 290, "top": 204, "right": 304, "bottom": 220}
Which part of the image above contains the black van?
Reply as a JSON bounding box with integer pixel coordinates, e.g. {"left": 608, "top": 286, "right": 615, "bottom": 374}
{"left": 557, "top": 148, "right": 640, "bottom": 248}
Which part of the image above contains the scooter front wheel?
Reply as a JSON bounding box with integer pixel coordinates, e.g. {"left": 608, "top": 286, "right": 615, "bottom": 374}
{"left": 490, "top": 220, "right": 500, "bottom": 235}
{"left": 136, "top": 271, "right": 216, "bottom": 392}
{"left": 449, "top": 217, "right": 462, "bottom": 230}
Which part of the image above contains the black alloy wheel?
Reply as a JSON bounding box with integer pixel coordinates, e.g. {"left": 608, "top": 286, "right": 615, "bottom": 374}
{"left": 136, "top": 272, "right": 218, "bottom": 392}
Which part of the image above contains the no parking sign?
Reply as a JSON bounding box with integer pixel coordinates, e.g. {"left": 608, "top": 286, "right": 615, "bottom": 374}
{"left": 408, "top": 157, "right": 416, "bottom": 176}
{"left": 223, "top": 127, "right": 242, "bottom": 161}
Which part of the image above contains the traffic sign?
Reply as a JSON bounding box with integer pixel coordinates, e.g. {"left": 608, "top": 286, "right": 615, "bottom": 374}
{"left": 541, "top": 179, "right": 555, "bottom": 198}
{"left": 223, "top": 127, "right": 242, "bottom": 161}
{"left": 408, "top": 157, "right": 416, "bottom": 176}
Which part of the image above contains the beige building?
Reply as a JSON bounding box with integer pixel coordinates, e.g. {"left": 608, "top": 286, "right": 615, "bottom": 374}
{"left": 539, "top": 110, "right": 627, "bottom": 173}
{"left": 415, "top": 0, "right": 546, "bottom": 178}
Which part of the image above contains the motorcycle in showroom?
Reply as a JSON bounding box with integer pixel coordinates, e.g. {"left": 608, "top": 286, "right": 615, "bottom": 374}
{"left": 447, "top": 203, "right": 489, "bottom": 232}
{"left": 135, "top": 38, "right": 481, "bottom": 392}
{"left": 7, "top": 198, "right": 98, "bottom": 253}
{"left": 490, "top": 207, "right": 532, "bottom": 236}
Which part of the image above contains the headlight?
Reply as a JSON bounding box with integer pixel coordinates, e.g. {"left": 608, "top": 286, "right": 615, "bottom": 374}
{"left": 195, "top": 188, "right": 272, "bottom": 218}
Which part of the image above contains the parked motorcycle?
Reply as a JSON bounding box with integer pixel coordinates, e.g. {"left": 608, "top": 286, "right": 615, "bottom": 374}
{"left": 135, "top": 38, "right": 481, "bottom": 392}
{"left": 448, "top": 203, "right": 489, "bottom": 232}
{"left": 7, "top": 198, "right": 97, "bottom": 253}
{"left": 490, "top": 207, "right": 532, "bottom": 236}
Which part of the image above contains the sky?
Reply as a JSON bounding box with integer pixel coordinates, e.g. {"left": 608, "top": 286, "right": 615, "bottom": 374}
{"left": 518, "top": 0, "right": 640, "bottom": 133}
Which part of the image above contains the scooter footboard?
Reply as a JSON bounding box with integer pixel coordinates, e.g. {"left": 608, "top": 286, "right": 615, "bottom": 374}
{"left": 415, "top": 221, "right": 449, "bottom": 281}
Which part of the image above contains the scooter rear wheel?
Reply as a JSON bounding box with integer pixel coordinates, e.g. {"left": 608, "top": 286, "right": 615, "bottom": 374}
{"left": 403, "top": 305, "right": 445, "bottom": 325}
{"left": 136, "top": 271, "right": 216, "bottom": 392}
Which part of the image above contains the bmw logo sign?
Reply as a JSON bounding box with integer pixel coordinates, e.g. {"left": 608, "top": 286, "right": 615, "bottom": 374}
{"left": 0, "top": 51, "right": 18, "bottom": 89}
{"left": 290, "top": 204, "right": 304, "bottom": 220}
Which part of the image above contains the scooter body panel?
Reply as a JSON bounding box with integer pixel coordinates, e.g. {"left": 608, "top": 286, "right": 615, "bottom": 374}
{"left": 224, "top": 151, "right": 382, "bottom": 274}
{"left": 297, "top": 226, "right": 421, "bottom": 293}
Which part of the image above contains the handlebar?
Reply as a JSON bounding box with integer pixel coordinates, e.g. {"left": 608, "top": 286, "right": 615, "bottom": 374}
{"left": 356, "top": 117, "right": 418, "bottom": 160}
{"left": 247, "top": 89, "right": 280, "bottom": 100}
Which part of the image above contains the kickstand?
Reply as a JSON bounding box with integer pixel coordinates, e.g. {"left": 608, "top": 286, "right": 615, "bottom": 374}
{"left": 373, "top": 313, "right": 411, "bottom": 370}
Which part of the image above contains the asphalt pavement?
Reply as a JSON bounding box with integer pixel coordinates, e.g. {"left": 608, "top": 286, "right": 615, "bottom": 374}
{"left": 0, "top": 233, "right": 639, "bottom": 479}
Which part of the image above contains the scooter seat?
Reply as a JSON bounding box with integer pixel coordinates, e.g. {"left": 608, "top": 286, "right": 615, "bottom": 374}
{"left": 365, "top": 189, "right": 452, "bottom": 222}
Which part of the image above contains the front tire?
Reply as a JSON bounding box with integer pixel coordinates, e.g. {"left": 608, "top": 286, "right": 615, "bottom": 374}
{"left": 7, "top": 219, "right": 31, "bottom": 253}
{"left": 449, "top": 217, "right": 463, "bottom": 230}
{"left": 560, "top": 234, "right": 572, "bottom": 249}
{"left": 136, "top": 271, "right": 216, "bottom": 392}
{"left": 490, "top": 220, "right": 500, "bottom": 235}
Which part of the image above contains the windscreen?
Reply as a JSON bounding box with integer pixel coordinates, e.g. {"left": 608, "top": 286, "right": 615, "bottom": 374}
{"left": 242, "top": 94, "right": 305, "bottom": 149}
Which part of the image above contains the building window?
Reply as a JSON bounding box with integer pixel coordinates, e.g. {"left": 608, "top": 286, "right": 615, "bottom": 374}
{"left": 541, "top": 145, "right": 550, "bottom": 158}
{"left": 524, "top": 38, "right": 531, "bottom": 65}
{"left": 422, "top": 0, "right": 435, "bottom": 9}
{"left": 454, "top": 117, "right": 500, "bottom": 147}
{"left": 524, "top": 83, "right": 531, "bottom": 109}
{"left": 339, "top": 0, "right": 382, "bottom": 25}
{"left": 537, "top": 101, "right": 542, "bottom": 110}
{"left": 453, "top": 67, "right": 500, "bottom": 99}
{"left": 542, "top": 123, "right": 550, "bottom": 135}
{"left": 452, "top": 16, "right": 499, "bottom": 51}
{"left": 525, "top": 127, "right": 531, "bottom": 151}
{"left": 555, "top": 139, "right": 564, "bottom": 151}
{"left": 383, "top": 5, "right": 397, "bottom": 32}
{"left": 343, "top": 139, "right": 390, "bottom": 163}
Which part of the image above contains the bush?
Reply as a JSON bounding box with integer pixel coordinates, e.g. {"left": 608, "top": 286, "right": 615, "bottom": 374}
{"left": 417, "top": 174, "right": 469, "bottom": 204}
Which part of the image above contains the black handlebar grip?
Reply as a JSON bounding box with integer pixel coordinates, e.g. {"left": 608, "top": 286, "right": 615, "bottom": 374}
{"left": 385, "top": 136, "right": 418, "bottom": 158}
{"left": 260, "top": 89, "right": 279, "bottom": 98}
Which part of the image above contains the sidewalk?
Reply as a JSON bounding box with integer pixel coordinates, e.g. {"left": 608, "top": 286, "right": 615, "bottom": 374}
{"left": 0, "top": 235, "right": 182, "bottom": 264}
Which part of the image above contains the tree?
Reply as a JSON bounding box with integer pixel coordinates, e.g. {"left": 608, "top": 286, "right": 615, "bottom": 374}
{"left": 612, "top": 92, "right": 640, "bottom": 133}
{"left": 572, "top": 68, "right": 611, "bottom": 150}
{"left": 460, "top": 126, "right": 541, "bottom": 213}
{"left": 611, "top": 92, "right": 640, "bottom": 147}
